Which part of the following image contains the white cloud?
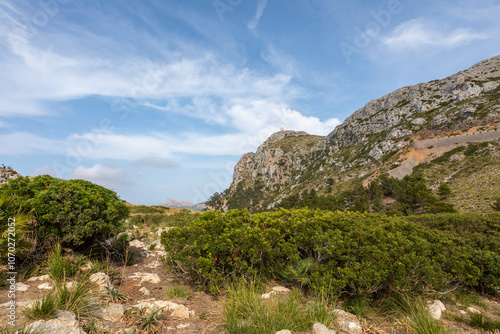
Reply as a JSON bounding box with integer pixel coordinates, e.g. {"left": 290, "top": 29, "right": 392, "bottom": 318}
{"left": 382, "top": 19, "right": 487, "bottom": 50}
{"left": 71, "top": 164, "right": 129, "bottom": 189}
{"left": 248, "top": 0, "right": 268, "bottom": 31}
{"left": 0, "top": 132, "right": 64, "bottom": 155}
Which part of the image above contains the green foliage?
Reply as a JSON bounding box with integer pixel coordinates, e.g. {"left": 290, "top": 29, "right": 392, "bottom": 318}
{"left": 491, "top": 197, "right": 500, "bottom": 211}
{"left": 437, "top": 183, "right": 452, "bottom": 199}
{"left": 0, "top": 194, "right": 33, "bottom": 261}
{"left": 224, "top": 282, "right": 332, "bottom": 334}
{"left": 23, "top": 272, "right": 98, "bottom": 320}
{"left": 22, "top": 292, "right": 57, "bottom": 320}
{"left": 468, "top": 312, "right": 500, "bottom": 330}
{"left": 123, "top": 307, "right": 166, "bottom": 334}
{"left": 162, "top": 209, "right": 496, "bottom": 297}
{"left": 165, "top": 282, "right": 193, "bottom": 298}
{"left": 406, "top": 213, "right": 500, "bottom": 293}
{"left": 384, "top": 295, "right": 449, "bottom": 334}
{"left": 47, "top": 246, "right": 81, "bottom": 283}
{"left": 0, "top": 175, "right": 129, "bottom": 249}
{"left": 103, "top": 286, "right": 131, "bottom": 303}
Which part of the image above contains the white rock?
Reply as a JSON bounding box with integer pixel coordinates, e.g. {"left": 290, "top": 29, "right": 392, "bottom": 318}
{"left": 272, "top": 286, "right": 291, "bottom": 293}
{"left": 145, "top": 260, "right": 162, "bottom": 269}
{"left": 27, "top": 275, "right": 50, "bottom": 282}
{"left": 467, "top": 307, "right": 481, "bottom": 314}
{"left": 177, "top": 323, "right": 190, "bottom": 329}
{"left": 139, "top": 287, "right": 150, "bottom": 296}
{"left": 412, "top": 118, "right": 427, "bottom": 125}
{"left": 313, "top": 322, "right": 336, "bottom": 334}
{"left": 90, "top": 272, "right": 111, "bottom": 291}
{"left": 334, "top": 309, "right": 363, "bottom": 334}
{"left": 16, "top": 282, "right": 29, "bottom": 292}
{"left": 100, "top": 303, "right": 124, "bottom": 322}
{"left": 129, "top": 239, "right": 147, "bottom": 249}
{"left": 170, "top": 304, "right": 194, "bottom": 319}
{"left": 261, "top": 291, "right": 277, "bottom": 299}
{"left": 130, "top": 272, "right": 161, "bottom": 284}
{"left": 37, "top": 283, "right": 53, "bottom": 290}
{"left": 275, "top": 330, "right": 292, "bottom": 334}
{"left": 28, "top": 311, "right": 85, "bottom": 334}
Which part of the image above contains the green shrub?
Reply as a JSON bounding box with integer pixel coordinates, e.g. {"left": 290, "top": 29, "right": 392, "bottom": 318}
{"left": 162, "top": 209, "right": 495, "bottom": 297}
{"left": 0, "top": 175, "right": 129, "bottom": 249}
{"left": 0, "top": 194, "right": 33, "bottom": 261}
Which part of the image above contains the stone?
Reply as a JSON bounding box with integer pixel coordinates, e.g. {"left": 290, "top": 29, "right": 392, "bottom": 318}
{"left": 27, "top": 275, "right": 50, "bottom": 282}
{"left": 90, "top": 272, "right": 111, "bottom": 291}
{"left": 467, "top": 307, "right": 481, "bottom": 314}
{"left": 100, "top": 302, "right": 125, "bottom": 322}
{"left": 261, "top": 291, "right": 276, "bottom": 299}
{"left": 275, "top": 330, "right": 292, "bottom": 334}
{"left": 139, "top": 287, "right": 151, "bottom": 295}
{"left": 130, "top": 272, "right": 161, "bottom": 284}
{"left": 16, "top": 282, "right": 29, "bottom": 292}
{"left": 313, "top": 322, "right": 336, "bottom": 334}
{"left": 145, "top": 260, "right": 162, "bottom": 269}
{"left": 129, "top": 239, "right": 147, "bottom": 249}
{"left": 28, "top": 311, "right": 85, "bottom": 334}
{"left": 177, "top": 323, "right": 190, "bottom": 329}
{"left": 334, "top": 309, "right": 363, "bottom": 334}
{"left": 170, "top": 304, "right": 195, "bottom": 319}
{"left": 411, "top": 118, "right": 427, "bottom": 125}
{"left": 272, "top": 286, "right": 291, "bottom": 293}
{"left": 426, "top": 300, "right": 446, "bottom": 320}
{"left": 37, "top": 283, "right": 53, "bottom": 290}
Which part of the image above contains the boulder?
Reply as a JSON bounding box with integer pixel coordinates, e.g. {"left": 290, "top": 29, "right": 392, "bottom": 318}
{"left": 334, "top": 309, "right": 363, "bottom": 334}
{"left": 90, "top": 272, "right": 111, "bottom": 291}
{"left": 37, "top": 283, "right": 53, "bottom": 290}
{"left": 426, "top": 300, "right": 446, "bottom": 320}
{"left": 313, "top": 322, "right": 336, "bottom": 334}
{"left": 129, "top": 272, "right": 161, "bottom": 284}
{"left": 28, "top": 310, "right": 85, "bottom": 334}
{"left": 99, "top": 302, "right": 124, "bottom": 322}
{"left": 16, "top": 282, "right": 29, "bottom": 292}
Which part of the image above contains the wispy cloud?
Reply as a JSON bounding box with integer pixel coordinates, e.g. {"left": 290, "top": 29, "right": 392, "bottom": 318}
{"left": 248, "top": 0, "right": 268, "bottom": 31}
{"left": 382, "top": 19, "right": 487, "bottom": 50}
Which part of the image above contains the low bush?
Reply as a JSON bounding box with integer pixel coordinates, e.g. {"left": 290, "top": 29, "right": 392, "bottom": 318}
{"left": 162, "top": 209, "right": 498, "bottom": 298}
{"left": 0, "top": 175, "right": 129, "bottom": 249}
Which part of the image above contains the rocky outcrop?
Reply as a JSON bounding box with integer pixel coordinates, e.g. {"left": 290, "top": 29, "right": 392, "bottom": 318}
{"left": 321, "top": 55, "right": 500, "bottom": 152}
{"left": 228, "top": 130, "right": 322, "bottom": 194}
{"left": 219, "top": 56, "right": 500, "bottom": 211}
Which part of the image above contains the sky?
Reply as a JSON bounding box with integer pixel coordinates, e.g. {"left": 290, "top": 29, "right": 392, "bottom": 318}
{"left": 0, "top": 0, "right": 499, "bottom": 205}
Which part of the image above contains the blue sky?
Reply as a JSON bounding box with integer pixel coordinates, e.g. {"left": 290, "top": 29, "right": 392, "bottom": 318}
{"left": 0, "top": 0, "right": 499, "bottom": 205}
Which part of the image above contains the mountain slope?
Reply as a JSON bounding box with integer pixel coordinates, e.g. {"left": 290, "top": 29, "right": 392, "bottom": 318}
{"left": 211, "top": 56, "right": 500, "bottom": 213}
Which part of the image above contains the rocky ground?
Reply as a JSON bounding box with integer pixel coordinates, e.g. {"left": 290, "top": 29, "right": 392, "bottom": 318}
{"left": 1, "top": 224, "right": 499, "bottom": 333}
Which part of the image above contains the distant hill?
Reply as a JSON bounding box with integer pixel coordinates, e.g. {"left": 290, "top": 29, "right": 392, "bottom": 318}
{"left": 209, "top": 55, "right": 500, "bottom": 213}
{"left": 162, "top": 198, "right": 205, "bottom": 211}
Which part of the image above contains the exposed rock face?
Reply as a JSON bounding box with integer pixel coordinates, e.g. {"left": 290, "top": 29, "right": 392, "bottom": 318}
{"left": 321, "top": 55, "right": 500, "bottom": 152}
{"left": 218, "top": 56, "right": 500, "bottom": 212}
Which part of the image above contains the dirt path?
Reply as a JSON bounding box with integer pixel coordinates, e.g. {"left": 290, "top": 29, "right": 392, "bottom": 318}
{"left": 411, "top": 129, "right": 500, "bottom": 149}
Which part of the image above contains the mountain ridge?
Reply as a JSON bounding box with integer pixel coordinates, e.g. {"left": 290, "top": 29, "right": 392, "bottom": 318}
{"left": 209, "top": 55, "right": 500, "bottom": 213}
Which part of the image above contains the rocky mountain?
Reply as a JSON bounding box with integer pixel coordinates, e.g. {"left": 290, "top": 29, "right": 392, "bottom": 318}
{"left": 212, "top": 55, "right": 500, "bottom": 213}
{"left": 162, "top": 198, "right": 205, "bottom": 211}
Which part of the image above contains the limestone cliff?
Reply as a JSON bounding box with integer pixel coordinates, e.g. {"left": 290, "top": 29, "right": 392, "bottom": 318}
{"left": 217, "top": 56, "right": 500, "bottom": 212}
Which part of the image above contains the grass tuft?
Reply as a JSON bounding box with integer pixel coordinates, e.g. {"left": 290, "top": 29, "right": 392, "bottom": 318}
{"left": 224, "top": 282, "right": 332, "bottom": 334}
{"left": 165, "top": 282, "right": 193, "bottom": 299}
